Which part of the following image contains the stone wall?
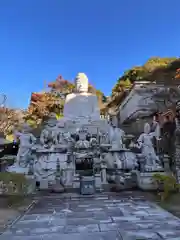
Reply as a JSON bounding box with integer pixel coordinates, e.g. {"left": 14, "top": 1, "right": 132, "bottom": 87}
{"left": 121, "top": 117, "right": 152, "bottom": 136}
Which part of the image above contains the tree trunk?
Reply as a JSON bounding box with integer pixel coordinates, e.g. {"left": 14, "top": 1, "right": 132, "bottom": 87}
{"left": 175, "top": 118, "right": 180, "bottom": 183}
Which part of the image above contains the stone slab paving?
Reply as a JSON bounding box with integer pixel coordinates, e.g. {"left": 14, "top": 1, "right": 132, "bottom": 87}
{"left": 1, "top": 192, "right": 180, "bottom": 239}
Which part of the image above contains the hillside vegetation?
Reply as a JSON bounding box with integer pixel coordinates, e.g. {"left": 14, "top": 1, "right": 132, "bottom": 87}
{"left": 109, "top": 57, "right": 180, "bottom": 108}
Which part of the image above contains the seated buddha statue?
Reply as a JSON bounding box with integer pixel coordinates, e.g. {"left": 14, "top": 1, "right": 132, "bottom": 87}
{"left": 63, "top": 73, "right": 100, "bottom": 122}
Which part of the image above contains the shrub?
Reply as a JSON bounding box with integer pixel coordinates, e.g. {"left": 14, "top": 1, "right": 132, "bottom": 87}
{"left": 0, "top": 172, "right": 28, "bottom": 207}
{"left": 0, "top": 172, "right": 28, "bottom": 195}
{"left": 153, "top": 173, "right": 180, "bottom": 201}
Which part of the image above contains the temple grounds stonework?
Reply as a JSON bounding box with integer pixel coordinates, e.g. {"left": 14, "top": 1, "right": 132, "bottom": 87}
{"left": 1, "top": 192, "right": 180, "bottom": 240}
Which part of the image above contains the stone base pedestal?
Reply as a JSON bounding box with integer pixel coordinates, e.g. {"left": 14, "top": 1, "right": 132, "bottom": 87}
{"left": 39, "top": 179, "right": 49, "bottom": 190}
{"left": 136, "top": 171, "right": 167, "bottom": 191}
{"left": 25, "top": 176, "right": 36, "bottom": 194}
{"left": 51, "top": 181, "right": 64, "bottom": 193}
{"left": 72, "top": 174, "right": 80, "bottom": 189}
{"left": 123, "top": 172, "right": 137, "bottom": 189}
{"left": 95, "top": 173, "right": 102, "bottom": 192}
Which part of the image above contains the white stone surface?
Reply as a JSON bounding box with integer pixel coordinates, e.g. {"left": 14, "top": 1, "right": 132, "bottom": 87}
{"left": 63, "top": 93, "right": 100, "bottom": 121}
{"left": 63, "top": 73, "right": 100, "bottom": 121}
{"left": 8, "top": 125, "right": 36, "bottom": 174}
{"left": 137, "top": 123, "right": 163, "bottom": 171}
{"left": 75, "top": 73, "right": 88, "bottom": 93}
{"left": 40, "top": 179, "right": 49, "bottom": 189}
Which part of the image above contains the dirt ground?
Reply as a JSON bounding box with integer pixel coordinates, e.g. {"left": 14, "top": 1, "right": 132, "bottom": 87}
{"left": 137, "top": 191, "right": 180, "bottom": 218}
{"left": 155, "top": 193, "right": 180, "bottom": 218}
{"left": 0, "top": 196, "right": 33, "bottom": 234}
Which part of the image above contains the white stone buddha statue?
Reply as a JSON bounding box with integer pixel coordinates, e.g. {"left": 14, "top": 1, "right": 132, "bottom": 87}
{"left": 63, "top": 73, "right": 100, "bottom": 122}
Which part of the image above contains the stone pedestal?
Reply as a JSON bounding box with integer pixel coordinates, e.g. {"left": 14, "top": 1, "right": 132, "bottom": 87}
{"left": 73, "top": 173, "right": 80, "bottom": 189}
{"left": 39, "top": 179, "right": 49, "bottom": 190}
{"left": 62, "top": 168, "right": 74, "bottom": 188}
{"left": 26, "top": 176, "right": 36, "bottom": 194}
{"left": 94, "top": 173, "right": 102, "bottom": 191}
{"left": 124, "top": 172, "right": 137, "bottom": 188}
{"left": 51, "top": 180, "right": 64, "bottom": 193}
{"left": 80, "top": 176, "right": 95, "bottom": 195}
{"left": 136, "top": 171, "right": 167, "bottom": 190}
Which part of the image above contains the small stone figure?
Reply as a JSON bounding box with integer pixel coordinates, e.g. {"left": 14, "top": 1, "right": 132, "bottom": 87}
{"left": 99, "top": 131, "right": 109, "bottom": 144}
{"left": 40, "top": 119, "right": 57, "bottom": 148}
{"left": 40, "top": 128, "right": 49, "bottom": 147}
{"left": 90, "top": 137, "right": 98, "bottom": 148}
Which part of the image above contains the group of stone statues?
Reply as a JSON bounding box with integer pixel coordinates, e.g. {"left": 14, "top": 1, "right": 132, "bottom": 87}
{"left": 7, "top": 119, "right": 163, "bottom": 185}
{"left": 7, "top": 73, "right": 165, "bottom": 190}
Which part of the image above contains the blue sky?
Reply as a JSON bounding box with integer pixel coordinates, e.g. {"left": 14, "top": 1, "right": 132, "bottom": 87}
{"left": 0, "top": 0, "right": 179, "bottom": 109}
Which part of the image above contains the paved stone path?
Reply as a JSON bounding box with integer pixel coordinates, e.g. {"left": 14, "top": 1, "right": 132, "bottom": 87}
{"left": 1, "top": 192, "right": 180, "bottom": 239}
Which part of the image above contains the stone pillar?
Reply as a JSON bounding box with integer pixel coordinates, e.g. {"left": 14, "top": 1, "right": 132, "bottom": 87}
{"left": 101, "top": 164, "right": 107, "bottom": 184}
{"left": 163, "top": 154, "right": 171, "bottom": 172}
{"left": 28, "top": 156, "right": 34, "bottom": 175}
{"left": 63, "top": 162, "right": 74, "bottom": 188}
{"left": 73, "top": 173, "right": 80, "bottom": 189}
{"left": 95, "top": 173, "right": 102, "bottom": 191}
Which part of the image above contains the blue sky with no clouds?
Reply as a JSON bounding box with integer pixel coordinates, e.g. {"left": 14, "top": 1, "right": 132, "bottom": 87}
{"left": 0, "top": 0, "right": 179, "bottom": 109}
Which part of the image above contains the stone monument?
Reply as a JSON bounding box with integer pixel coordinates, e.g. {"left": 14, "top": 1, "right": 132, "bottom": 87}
{"left": 7, "top": 123, "right": 36, "bottom": 174}
{"left": 63, "top": 73, "right": 100, "bottom": 122}
{"left": 6, "top": 73, "right": 168, "bottom": 193}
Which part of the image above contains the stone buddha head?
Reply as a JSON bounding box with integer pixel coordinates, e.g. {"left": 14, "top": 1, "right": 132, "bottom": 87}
{"left": 75, "top": 73, "right": 88, "bottom": 93}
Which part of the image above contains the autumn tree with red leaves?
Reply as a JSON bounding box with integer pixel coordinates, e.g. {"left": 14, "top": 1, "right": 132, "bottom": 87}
{"left": 48, "top": 75, "right": 74, "bottom": 95}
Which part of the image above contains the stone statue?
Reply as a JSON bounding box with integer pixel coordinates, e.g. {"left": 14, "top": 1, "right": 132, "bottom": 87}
{"left": 90, "top": 137, "right": 98, "bottom": 148}
{"left": 63, "top": 73, "right": 100, "bottom": 121}
{"left": 99, "top": 131, "right": 109, "bottom": 144}
{"left": 34, "top": 154, "right": 58, "bottom": 181}
{"left": 34, "top": 150, "right": 68, "bottom": 182}
{"left": 40, "top": 117, "right": 58, "bottom": 148}
{"left": 8, "top": 123, "right": 36, "bottom": 173}
{"left": 75, "top": 139, "right": 90, "bottom": 149}
{"left": 119, "top": 151, "right": 138, "bottom": 170}
{"left": 109, "top": 125, "right": 125, "bottom": 149}
{"left": 40, "top": 128, "right": 49, "bottom": 146}
{"left": 137, "top": 123, "right": 162, "bottom": 171}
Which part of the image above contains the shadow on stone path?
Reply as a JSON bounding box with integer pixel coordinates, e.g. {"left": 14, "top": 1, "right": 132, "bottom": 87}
{"left": 1, "top": 192, "right": 180, "bottom": 239}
